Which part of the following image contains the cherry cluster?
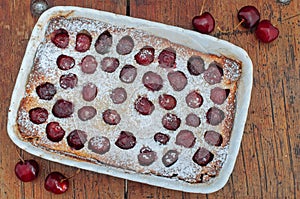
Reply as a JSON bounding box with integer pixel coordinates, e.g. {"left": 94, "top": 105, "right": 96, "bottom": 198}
{"left": 15, "top": 154, "right": 70, "bottom": 194}
{"left": 192, "top": 5, "right": 279, "bottom": 43}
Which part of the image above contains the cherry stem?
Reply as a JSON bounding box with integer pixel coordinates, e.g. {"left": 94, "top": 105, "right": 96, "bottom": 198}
{"left": 200, "top": 0, "right": 206, "bottom": 15}
{"left": 60, "top": 169, "right": 81, "bottom": 183}
{"left": 233, "top": 19, "right": 245, "bottom": 30}
{"left": 217, "top": 19, "right": 245, "bottom": 34}
{"left": 15, "top": 148, "right": 25, "bottom": 163}
{"left": 217, "top": 26, "right": 230, "bottom": 34}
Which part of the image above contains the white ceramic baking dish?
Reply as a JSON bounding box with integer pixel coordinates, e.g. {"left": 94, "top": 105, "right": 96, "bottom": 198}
{"left": 7, "top": 6, "right": 253, "bottom": 193}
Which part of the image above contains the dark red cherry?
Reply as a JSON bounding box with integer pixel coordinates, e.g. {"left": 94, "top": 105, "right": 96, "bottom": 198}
{"left": 154, "top": 132, "right": 170, "bottom": 145}
{"left": 158, "top": 94, "right": 177, "bottom": 110}
{"left": 66, "top": 130, "right": 87, "bottom": 150}
{"left": 134, "top": 46, "right": 155, "bottom": 66}
{"left": 51, "top": 29, "right": 69, "bottom": 49}
{"left": 56, "top": 54, "right": 75, "bottom": 70}
{"left": 29, "top": 107, "right": 48, "bottom": 124}
{"left": 192, "top": 12, "right": 215, "bottom": 34}
{"left": 44, "top": 172, "right": 69, "bottom": 194}
{"left": 255, "top": 20, "right": 279, "bottom": 43}
{"left": 36, "top": 82, "right": 56, "bottom": 100}
{"left": 134, "top": 96, "right": 155, "bottom": 115}
{"left": 238, "top": 5, "right": 260, "bottom": 29}
{"left": 15, "top": 159, "right": 39, "bottom": 182}
{"left": 115, "top": 131, "right": 136, "bottom": 150}
{"left": 46, "top": 122, "right": 65, "bottom": 142}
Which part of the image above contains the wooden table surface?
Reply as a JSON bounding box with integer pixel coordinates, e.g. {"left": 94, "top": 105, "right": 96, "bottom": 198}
{"left": 1, "top": 0, "right": 299, "bottom": 198}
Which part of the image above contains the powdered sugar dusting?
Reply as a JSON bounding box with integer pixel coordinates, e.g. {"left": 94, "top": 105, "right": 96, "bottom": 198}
{"left": 17, "top": 16, "right": 242, "bottom": 184}
{"left": 223, "top": 59, "right": 241, "bottom": 82}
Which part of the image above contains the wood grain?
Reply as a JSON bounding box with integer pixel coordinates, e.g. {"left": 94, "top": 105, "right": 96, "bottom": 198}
{"left": 0, "top": 0, "right": 299, "bottom": 198}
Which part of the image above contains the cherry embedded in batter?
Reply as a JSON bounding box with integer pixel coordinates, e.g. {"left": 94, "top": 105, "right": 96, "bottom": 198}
{"left": 187, "top": 55, "right": 205, "bottom": 75}
{"left": 75, "top": 30, "right": 92, "bottom": 52}
{"left": 29, "top": 107, "right": 48, "bottom": 124}
{"left": 82, "top": 82, "right": 98, "bottom": 102}
{"left": 115, "top": 131, "right": 137, "bottom": 150}
{"left": 204, "top": 130, "right": 223, "bottom": 146}
{"left": 185, "top": 113, "right": 201, "bottom": 127}
{"left": 59, "top": 73, "right": 78, "bottom": 89}
{"left": 119, "top": 65, "right": 137, "bottom": 83}
{"left": 175, "top": 130, "right": 196, "bottom": 148}
{"left": 80, "top": 55, "right": 98, "bottom": 74}
{"left": 52, "top": 99, "right": 74, "bottom": 118}
{"left": 110, "top": 87, "right": 127, "bottom": 104}
{"left": 206, "top": 107, "right": 225, "bottom": 126}
{"left": 66, "top": 130, "right": 87, "bottom": 150}
{"left": 137, "top": 146, "right": 157, "bottom": 166}
{"left": 142, "top": 71, "right": 163, "bottom": 91}
{"left": 154, "top": 132, "right": 170, "bottom": 145}
{"left": 101, "top": 57, "right": 120, "bottom": 73}
{"left": 46, "top": 122, "right": 65, "bottom": 142}
{"left": 102, "top": 109, "right": 121, "bottom": 125}
{"left": 88, "top": 136, "right": 110, "bottom": 154}
{"left": 167, "top": 71, "right": 188, "bottom": 91}
{"left": 210, "top": 87, "right": 228, "bottom": 105}
{"left": 56, "top": 54, "right": 75, "bottom": 70}
{"left": 158, "top": 48, "right": 176, "bottom": 68}
{"left": 50, "top": 28, "right": 69, "bottom": 49}
{"left": 134, "top": 96, "right": 155, "bottom": 115}
{"left": 162, "top": 150, "right": 179, "bottom": 167}
{"left": 77, "top": 106, "right": 97, "bottom": 121}
{"left": 116, "top": 35, "right": 134, "bottom": 55}
{"left": 134, "top": 46, "right": 155, "bottom": 66}
{"left": 162, "top": 113, "right": 181, "bottom": 131}
{"left": 95, "top": 30, "right": 112, "bottom": 54}
{"left": 203, "top": 62, "right": 223, "bottom": 85}
{"left": 186, "top": 91, "right": 203, "bottom": 108}
{"left": 192, "top": 147, "right": 214, "bottom": 166}
{"left": 36, "top": 82, "right": 56, "bottom": 100}
{"left": 158, "top": 94, "right": 177, "bottom": 110}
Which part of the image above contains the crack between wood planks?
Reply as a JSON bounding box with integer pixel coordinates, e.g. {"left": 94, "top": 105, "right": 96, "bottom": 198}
{"left": 124, "top": 180, "right": 128, "bottom": 199}
{"left": 20, "top": 149, "right": 25, "bottom": 199}
{"left": 205, "top": 194, "right": 209, "bottom": 199}
{"left": 281, "top": 79, "right": 296, "bottom": 198}
{"left": 126, "top": 0, "right": 130, "bottom": 16}
{"left": 72, "top": 179, "right": 76, "bottom": 199}
{"left": 240, "top": 144, "right": 250, "bottom": 195}
{"left": 230, "top": 174, "right": 236, "bottom": 199}
{"left": 258, "top": 128, "right": 270, "bottom": 194}
{"left": 252, "top": 123, "right": 264, "bottom": 198}
{"left": 273, "top": 124, "right": 281, "bottom": 199}
{"left": 84, "top": 182, "right": 87, "bottom": 199}
{"left": 269, "top": 84, "right": 276, "bottom": 125}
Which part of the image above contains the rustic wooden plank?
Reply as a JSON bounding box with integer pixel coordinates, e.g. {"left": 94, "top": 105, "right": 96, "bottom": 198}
{"left": 126, "top": 181, "right": 185, "bottom": 199}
